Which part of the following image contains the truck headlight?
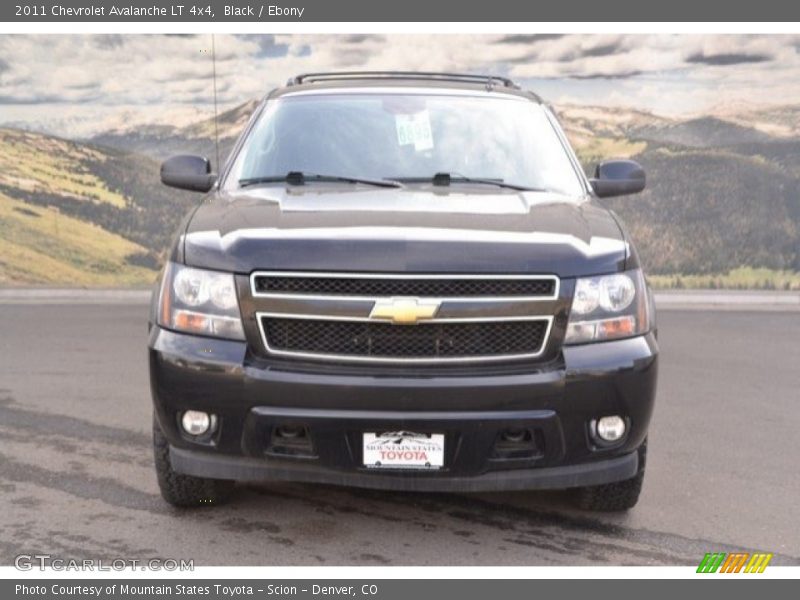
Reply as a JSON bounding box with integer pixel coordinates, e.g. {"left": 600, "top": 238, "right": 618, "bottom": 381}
{"left": 565, "top": 269, "right": 651, "bottom": 344}
{"left": 158, "top": 262, "right": 245, "bottom": 340}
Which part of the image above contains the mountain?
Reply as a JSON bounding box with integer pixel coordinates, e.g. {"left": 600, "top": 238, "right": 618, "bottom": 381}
{"left": 557, "top": 105, "right": 800, "bottom": 275}
{"left": 556, "top": 104, "right": 785, "bottom": 148}
{"left": 710, "top": 103, "right": 800, "bottom": 139}
{"left": 0, "top": 128, "right": 196, "bottom": 286}
{"left": 90, "top": 99, "right": 259, "bottom": 165}
{"left": 180, "top": 99, "right": 259, "bottom": 141}
{"left": 631, "top": 117, "right": 775, "bottom": 148}
{"left": 556, "top": 104, "right": 671, "bottom": 142}
{"left": 603, "top": 147, "right": 800, "bottom": 274}
{"left": 4, "top": 99, "right": 799, "bottom": 286}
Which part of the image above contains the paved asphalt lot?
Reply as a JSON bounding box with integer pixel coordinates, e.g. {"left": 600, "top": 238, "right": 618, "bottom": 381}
{"left": 1, "top": 302, "right": 798, "bottom": 566}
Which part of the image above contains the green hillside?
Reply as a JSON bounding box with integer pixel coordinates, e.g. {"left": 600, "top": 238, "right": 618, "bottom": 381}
{"left": 89, "top": 100, "right": 258, "bottom": 164}
{"left": 0, "top": 128, "right": 197, "bottom": 286}
{"left": 565, "top": 108, "right": 800, "bottom": 284}
{"left": 2, "top": 100, "right": 799, "bottom": 289}
{"left": 0, "top": 129, "right": 128, "bottom": 208}
{"left": 0, "top": 192, "right": 154, "bottom": 286}
{"left": 603, "top": 147, "right": 800, "bottom": 275}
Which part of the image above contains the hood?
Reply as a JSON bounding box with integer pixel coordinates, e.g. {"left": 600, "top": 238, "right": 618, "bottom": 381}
{"left": 181, "top": 185, "right": 629, "bottom": 278}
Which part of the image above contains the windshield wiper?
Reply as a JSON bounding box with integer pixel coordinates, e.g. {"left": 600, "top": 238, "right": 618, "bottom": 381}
{"left": 239, "top": 171, "right": 402, "bottom": 189}
{"left": 396, "top": 172, "right": 546, "bottom": 192}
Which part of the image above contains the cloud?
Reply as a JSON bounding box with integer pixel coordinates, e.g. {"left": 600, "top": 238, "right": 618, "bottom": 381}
{"left": 686, "top": 52, "right": 773, "bottom": 66}
{"left": 0, "top": 34, "right": 799, "bottom": 137}
{"left": 326, "top": 35, "right": 388, "bottom": 67}
{"left": 235, "top": 34, "right": 289, "bottom": 58}
{"left": 339, "top": 34, "right": 386, "bottom": 44}
{"left": 0, "top": 94, "right": 66, "bottom": 104}
{"left": 580, "top": 42, "right": 624, "bottom": 59}
{"left": 330, "top": 48, "right": 371, "bottom": 67}
{"left": 292, "top": 45, "right": 312, "bottom": 58}
{"left": 92, "top": 35, "right": 125, "bottom": 49}
{"left": 64, "top": 80, "right": 100, "bottom": 90}
{"left": 568, "top": 70, "right": 644, "bottom": 80}
{"left": 495, "top": 34, "right": 565, "bottom": 44}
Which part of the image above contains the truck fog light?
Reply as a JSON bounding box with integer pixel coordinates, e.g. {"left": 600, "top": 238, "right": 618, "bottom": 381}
{"left": 596, "top": 416, "right": 626, "bottom": 442}
{"left": 181, "top": 410, "right": 213, "bottom": 436}
{"left": 501, "top": 428, "right": 529, "bottom": 443}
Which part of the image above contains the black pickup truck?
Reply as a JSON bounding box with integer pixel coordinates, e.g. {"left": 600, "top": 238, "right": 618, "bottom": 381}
{"left": 149, "top": 72, "right": 658, "bottom": 511}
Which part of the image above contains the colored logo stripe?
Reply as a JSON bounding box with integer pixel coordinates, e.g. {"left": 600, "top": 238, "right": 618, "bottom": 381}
{"left": 697, "top": 553, "right": 726, "bottom": 573}
{"left": 745, "top": 553, "right": 773, "bottom": 573}
{"left": 697, "top": 552, "right": 773, "bottom": 573}
{"left": 720, "top": 553, "right": 749, "bottom": 573}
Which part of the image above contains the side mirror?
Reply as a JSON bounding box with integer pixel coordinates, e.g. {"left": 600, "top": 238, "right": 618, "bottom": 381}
{"left": 160, "top": 155, "right": 216, "bottom": 192}
{"left": 590, "top": 159, "right": 646, "bottom": 198}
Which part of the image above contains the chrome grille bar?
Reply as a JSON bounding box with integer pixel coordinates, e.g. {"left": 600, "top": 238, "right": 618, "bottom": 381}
{"left": 249, "top": 272, "right": 560, "bottom": 364}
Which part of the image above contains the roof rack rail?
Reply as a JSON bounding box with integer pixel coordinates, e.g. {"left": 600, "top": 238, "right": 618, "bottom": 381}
{"left": 288, "top": 71, "right": 520, "bottom": 89}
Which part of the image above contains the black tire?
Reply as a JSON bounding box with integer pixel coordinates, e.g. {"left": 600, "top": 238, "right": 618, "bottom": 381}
{"left": 153, "top": 415, "right": 234, "bottom": 507}
{"left": 573, "top": 439, "right": 647, "bottom": 512}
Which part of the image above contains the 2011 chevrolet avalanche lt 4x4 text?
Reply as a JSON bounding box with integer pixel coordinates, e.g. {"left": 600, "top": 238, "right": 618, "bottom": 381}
{"left": 149, "top": 72, "right": 658, "bottom": 511}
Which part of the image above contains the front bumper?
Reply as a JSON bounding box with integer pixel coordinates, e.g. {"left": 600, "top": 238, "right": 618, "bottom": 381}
{"left": 149, "top": 327, "right": 658, "bottom": 492}
{"left": 171, "top": 444, "right": 639, "bottom": 492}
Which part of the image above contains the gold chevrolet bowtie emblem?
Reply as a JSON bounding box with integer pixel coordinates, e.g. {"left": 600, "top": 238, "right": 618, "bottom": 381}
{"left": 369, "top": 297, "right": 441, "bottom": 325}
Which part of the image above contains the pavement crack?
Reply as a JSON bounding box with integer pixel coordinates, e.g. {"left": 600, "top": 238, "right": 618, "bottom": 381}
{"left": 0, "top": 452, "right": 162, "bottom": 513}
{"left": 0, "top": 396, "right": 150, "bottom": 449}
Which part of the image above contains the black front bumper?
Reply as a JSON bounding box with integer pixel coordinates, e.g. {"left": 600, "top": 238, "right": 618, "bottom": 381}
{"left": 149, "top": 327, "right": 658, "bottom": 492}
{"left": 171, "top": 444, "right": 639, "bottom": 492}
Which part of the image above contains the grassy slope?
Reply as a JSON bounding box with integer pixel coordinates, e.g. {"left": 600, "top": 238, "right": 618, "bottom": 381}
{"left": 602, "top": 146, "right": 800, "bottom": 275}
{"left": 0, "top": 128, "right": 186, "bottom": 286}
{"left": 0, "top": 129, "right": 127, "bottom": 208}
{"left": 3, "top": 103, "right": 800, "bottom": 289}
{"left": 569, "top": 118, "right": 800, "bottom": 287}
{"left": 0, "top": 192, "right": 155, "bottom": 286}
{"left": 649, "top": 267, "right": 800, "bottom": 291}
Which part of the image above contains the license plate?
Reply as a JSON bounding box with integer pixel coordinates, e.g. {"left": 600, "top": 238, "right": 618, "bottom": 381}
{"left": 363, "top": 431, "right": 445, "bottom": 469}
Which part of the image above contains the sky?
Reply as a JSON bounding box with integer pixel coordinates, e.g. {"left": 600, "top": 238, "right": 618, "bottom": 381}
{"left": 1, "top": 34, "right": 799, "bottom": 138}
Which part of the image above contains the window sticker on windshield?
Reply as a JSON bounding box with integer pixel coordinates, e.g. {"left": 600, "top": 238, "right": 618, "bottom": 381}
{"left": 395, "top": 110, "right": 434, "bottom": 152}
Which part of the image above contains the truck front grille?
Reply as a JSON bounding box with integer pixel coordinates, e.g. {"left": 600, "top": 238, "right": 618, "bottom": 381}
{"left": 253, "top": 273, "right": 557, "bottom": 298}
{"left": 249, "top": 271, "right": 559, "bottom": 364}
{"left": 261, "top": 317, "right": 550, "bottom": 362}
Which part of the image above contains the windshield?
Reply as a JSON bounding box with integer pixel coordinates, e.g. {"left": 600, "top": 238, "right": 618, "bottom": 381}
{"left": 225, "top": 93, "right": 585, "bottom": 196}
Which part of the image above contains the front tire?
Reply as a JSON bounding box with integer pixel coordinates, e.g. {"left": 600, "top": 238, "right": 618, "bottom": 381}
{"left": 573, "top": 439, "right": 647, "bottom": 512}
{"left": 153, "top": 415, "right": 234, "bottom": 507}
